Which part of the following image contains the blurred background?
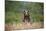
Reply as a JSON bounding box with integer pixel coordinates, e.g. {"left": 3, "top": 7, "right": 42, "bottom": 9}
{"left": 5, "top": 1, "right": 44, "bottom": 24}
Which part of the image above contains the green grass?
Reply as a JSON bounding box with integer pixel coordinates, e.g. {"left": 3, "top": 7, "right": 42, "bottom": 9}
{"left": 5, "top": 12, "right": 22, "bottom": 24}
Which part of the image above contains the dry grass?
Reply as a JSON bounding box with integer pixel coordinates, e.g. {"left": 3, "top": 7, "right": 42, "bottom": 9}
{"left": 5, "top": 22, "right": 44, "bottom": 31}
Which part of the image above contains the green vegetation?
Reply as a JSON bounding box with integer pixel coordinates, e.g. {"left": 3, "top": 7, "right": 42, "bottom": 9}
{"left": 5, "top": 1, "right": 44, "bottom": 24}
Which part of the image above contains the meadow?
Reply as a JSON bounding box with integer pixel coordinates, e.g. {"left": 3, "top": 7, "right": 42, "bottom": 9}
{"left": 5, "top": 1, "right": 44, "bottom": 30}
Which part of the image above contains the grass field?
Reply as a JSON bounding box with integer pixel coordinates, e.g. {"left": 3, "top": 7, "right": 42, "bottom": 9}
{"left": 5, "top": 12, "right": 44, "bottom": 31}
{"left": 5, "top": 1, "right": 44, "bottom": 31}
{"left": 5, "top": 22, "right": 44, "bottom": 31}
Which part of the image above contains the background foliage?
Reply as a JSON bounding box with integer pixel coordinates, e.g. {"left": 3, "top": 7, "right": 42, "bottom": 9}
{"left": 5, "top": 1, "right": 44, "bottom": 24}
